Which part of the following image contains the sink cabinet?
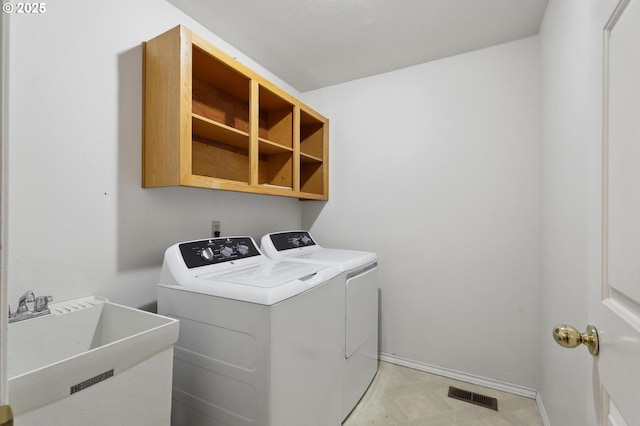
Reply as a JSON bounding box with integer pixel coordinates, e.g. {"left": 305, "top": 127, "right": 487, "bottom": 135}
{"left": 143, "top": 25, "right": 329, "bottom": 200}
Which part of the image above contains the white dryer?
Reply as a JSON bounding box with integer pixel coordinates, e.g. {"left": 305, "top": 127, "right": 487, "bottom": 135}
{"left": 260, "top": 231, "right": 379, "bottom": 420}
{"left": 157, "top": 236, "right": 343, "bottom": 426}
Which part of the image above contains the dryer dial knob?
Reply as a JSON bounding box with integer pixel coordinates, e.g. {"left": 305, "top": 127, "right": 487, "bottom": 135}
{"left": 200, "top": 247, "right": 214, "bottom": 261}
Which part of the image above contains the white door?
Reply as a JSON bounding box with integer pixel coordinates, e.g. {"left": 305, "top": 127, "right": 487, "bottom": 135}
{"left": 596, "top": 0, "right": 640, "bottom": 423}
{"left": 555, "top": 0, "right": 640, "bottom": 424}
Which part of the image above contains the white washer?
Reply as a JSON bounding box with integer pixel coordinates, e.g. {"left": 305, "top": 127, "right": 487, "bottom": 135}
{"left": 157, "top": 236, "right": 343, "bottom": 426}
{"left": 260, "top": 231, "right": 379, "bottom": 420}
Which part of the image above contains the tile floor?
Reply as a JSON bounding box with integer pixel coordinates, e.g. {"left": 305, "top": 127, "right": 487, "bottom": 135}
{"left": 343, "top": 361, "right": 544, "bottom": 426}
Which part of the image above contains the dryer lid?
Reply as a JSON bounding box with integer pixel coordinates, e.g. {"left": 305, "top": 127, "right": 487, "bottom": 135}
{"left": 261, "top": 231, "right": 377, "bottom": 272}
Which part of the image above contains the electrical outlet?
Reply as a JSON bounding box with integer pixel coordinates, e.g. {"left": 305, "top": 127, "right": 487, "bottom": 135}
{"left": 211, "top": 221, "right": 221, "bottom": 237}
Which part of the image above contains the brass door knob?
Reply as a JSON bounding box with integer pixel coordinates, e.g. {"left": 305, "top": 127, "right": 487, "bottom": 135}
{"left": 0, "top": 405, "right": 13, "bottom": 426}
{"left": 552, "top": 324, "right": 599, "bottom": 356}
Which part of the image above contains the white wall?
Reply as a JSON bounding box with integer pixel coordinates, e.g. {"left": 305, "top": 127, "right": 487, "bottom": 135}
{"left": 5, "top": 0, "right": 303, "bottom": 310}
{"left": 302, "top": 37, "right": 540, "bottom": 388}
{"left": 538, "top": 0, "right": 618, "bottom": 424}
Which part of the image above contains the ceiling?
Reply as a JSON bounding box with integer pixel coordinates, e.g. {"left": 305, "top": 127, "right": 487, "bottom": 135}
{"left": 168, "top": 0, "right": 549, "bottom": 92}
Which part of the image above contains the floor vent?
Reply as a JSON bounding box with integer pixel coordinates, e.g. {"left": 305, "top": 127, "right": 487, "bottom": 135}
{"left": 447, "top": 386, "right": 498, "bottom": 411}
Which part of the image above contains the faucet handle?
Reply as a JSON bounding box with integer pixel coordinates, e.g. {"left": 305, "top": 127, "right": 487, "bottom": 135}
{"left": 34, "top": 296, "right": 53, "bottom": 312}
{"left": 17, "top": 291, "right": 35, "bottom": 313}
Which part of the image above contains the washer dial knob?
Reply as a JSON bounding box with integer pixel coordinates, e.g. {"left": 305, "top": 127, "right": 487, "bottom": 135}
{"left": 200, "top": 247, "right": 214, "bottom": 261}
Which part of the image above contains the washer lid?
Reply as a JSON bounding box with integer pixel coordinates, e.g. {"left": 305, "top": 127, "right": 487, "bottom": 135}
{"left": 159, "top": 236, "right": 340, "bottom": 305}
{"left": 181, "top": 261, "right": 338, "bottom": 305}
{"left": 197, "top": 260, "right": 321, "bottom": 287}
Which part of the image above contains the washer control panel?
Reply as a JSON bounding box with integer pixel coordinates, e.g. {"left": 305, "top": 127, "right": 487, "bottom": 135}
{"left": 269, "top": 231, "right": 317, "bottom": 251}
{"left": 179, "top": 237, "right": 261, "bottom": 268}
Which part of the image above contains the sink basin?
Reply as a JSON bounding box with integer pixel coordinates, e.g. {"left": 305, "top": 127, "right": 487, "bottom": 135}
{"left": 8, "top": 296, "right": 179, "bottom": 425}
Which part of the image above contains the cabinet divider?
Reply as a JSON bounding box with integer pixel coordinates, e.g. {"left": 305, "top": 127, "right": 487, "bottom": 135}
{"left": 293, "top": 106, "right": 301, "bottom": 192}
{"left": 249, "top": 79, "right": 260, "bottom": 186}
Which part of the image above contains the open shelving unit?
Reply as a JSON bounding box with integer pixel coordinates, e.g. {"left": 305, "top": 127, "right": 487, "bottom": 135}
{"left": 142, "top": 25, "right": 329, "bottom": 200}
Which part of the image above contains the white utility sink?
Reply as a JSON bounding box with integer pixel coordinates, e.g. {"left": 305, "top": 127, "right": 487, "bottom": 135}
{"left": 8, "top": 296, "right": 179, "bottom": 426}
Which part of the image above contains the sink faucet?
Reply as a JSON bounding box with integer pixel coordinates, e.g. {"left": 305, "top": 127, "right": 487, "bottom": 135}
{"left": 16, "top": 291, "right": 35, "bottom": 313}
{"left": 9, "top": 291, "right": 53, "bottom": 323}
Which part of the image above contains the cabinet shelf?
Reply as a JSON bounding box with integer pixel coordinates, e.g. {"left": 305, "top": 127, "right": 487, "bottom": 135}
{"left": 193, "top": 114, "right": 250, "bottom": 150}
{"left": 259, "top": 137, "right": 294, "bottom": 155}
{"left": 300, "top": 152, "right": 323, "bottom": 164}
{"left": 143, "top": 25, "right": 328, "bottom": 199}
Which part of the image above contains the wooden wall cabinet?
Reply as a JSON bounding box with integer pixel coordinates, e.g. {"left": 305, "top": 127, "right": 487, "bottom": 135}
{"left": 143, "top": 25, "right": 329, "bottom": 200}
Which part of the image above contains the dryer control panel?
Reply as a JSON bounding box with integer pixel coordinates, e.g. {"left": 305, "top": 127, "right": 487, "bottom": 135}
{"left": 179, "top": 237, "right": 261, "bottom": 268}
{"left": 269, "top": 231, "right": 317, "bottom": 251}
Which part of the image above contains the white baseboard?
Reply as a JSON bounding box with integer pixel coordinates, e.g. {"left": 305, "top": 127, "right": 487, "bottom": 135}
{"left": 536, "top": 391, "right": 551, "bottom": 426}
{"left": 379, "top": 352, "right": 539, "bottom": 400}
